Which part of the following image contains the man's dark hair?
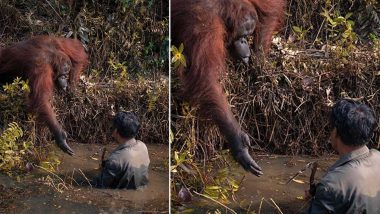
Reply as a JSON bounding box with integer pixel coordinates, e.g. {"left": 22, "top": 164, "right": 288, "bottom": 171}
{"left": 113, "top": 111, "right": 140, "bottom": 138}
{"left": 330, "top": 99, "right": 377, "bottom": 146}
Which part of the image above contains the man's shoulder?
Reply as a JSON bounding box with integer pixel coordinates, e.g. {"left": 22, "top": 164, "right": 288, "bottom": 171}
{"left": 321, "top": 150, "right": 380, "bottom": 190}
{"left": 328, "top": 149, "right": 380, "bottom": 170}
{"left": 320, "top": 163, "right": 359, "bottom": 190}
{"left": 136, "top": 140, "right": 149, "bottom": 151}
{"left": 112, "top": 140, "right": 149, "bottom": 157}
{"left": 369, "top": 149, "right": 380, "bottom": 159}
{"left": 136, "top": 139, "right": 146, "bottom": 146}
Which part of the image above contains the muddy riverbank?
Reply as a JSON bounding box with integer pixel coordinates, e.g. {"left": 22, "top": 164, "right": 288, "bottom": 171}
{"left": 175, "top": 154, "right": 337, "bottom": 213}
{"left": 0, "top": 143, "right": 169, "bottom": 214}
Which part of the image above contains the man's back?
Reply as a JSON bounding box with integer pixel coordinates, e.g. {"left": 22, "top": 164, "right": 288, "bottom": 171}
{"left": 108, "top": 139, "right": 150, "bottom": 189}
{"left": 94, "top": 139, "right": 150, "bottom": 189}
{"left": 309, "top": 146, "right": 380, "bottom": 213}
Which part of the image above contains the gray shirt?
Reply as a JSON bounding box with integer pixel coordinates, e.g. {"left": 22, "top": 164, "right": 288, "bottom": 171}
{"left": 93, "top": 139, "right": 150, "bottom": 189}
{"left": 309, "top": 146, "right": 380, "bottom": 214}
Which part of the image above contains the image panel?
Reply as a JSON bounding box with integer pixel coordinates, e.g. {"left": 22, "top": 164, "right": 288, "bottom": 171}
{"left": 170, "top": 0, "right": 380, "bottom": 213}
{"left": 0, "top": 0, "right": 169, "bottom": 213}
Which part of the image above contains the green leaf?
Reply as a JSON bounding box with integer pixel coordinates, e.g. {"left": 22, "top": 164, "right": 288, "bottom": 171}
{"left": 179, "top": 43, "right": 184, "bottom": 53}
{"left": 170, "top": 45, "right": 178, "bottom": 53}
{"left": 169, "top": 128, "right": 174, "bottom": 144}
{"left": 292, "top": 26, "right": 302, "bottom": 33}
{"left": 345, "top": 12, "right": 353, "bottom": 19}
{"left": 174, "top": 151, "right": 179, "bottom": 162}
{"left": 334, "top": 16, "right": 345, "bottom": 24}
{"left": 206, "top": 186, "right": 222, "bottom": 190}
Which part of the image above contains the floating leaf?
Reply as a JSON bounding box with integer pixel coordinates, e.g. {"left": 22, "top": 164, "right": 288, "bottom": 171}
{"left": 292, "top": 179, "right": 305, "bottom": 184}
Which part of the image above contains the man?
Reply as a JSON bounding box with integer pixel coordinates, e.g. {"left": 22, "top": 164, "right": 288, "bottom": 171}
{"left": 92, "top": 111, "right": 150, "bottom": 189}
{"left": 307, "top": 99, "right": 380, "bottom": 213}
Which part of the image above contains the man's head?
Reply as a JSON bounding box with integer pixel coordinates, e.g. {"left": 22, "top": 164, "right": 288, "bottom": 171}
{"left": 112, "top": 111, "right": 140, "bottom": 142}
{"left": 329, "top": 99, "right": 376, "bottom": 148}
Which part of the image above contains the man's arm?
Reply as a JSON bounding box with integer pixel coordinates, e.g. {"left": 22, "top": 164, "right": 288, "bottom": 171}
{"left": 308, "top": 183, "right": 342, "bottom": 214}
{"left": 92, "top": 160, "right": 120, "bottom": 188}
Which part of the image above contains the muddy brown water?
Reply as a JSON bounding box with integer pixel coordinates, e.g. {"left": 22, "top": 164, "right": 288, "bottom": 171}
{"left": 175, "top": 154, "right": 337, "bottom": 214}
{"left": 0, "top": 143, "right": 169, "bottom": 214}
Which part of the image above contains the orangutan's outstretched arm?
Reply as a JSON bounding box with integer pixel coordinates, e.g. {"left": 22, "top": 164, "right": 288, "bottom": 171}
{"left": 28, "top": 65, "right": 74, "bottom": 155}
{"left": 179, "top": 16, "right": 262, "bottom": 176}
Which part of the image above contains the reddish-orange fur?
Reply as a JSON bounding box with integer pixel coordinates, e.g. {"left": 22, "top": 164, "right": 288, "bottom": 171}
{"left": 172, "top": 0, "right": 285, "bottom": 169}
{"left": 0, "top": 36, "right": 88, "bottom": 147}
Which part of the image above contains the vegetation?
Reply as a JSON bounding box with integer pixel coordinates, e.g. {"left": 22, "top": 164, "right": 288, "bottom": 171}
{"left": 0, "top": 122, "right": 31, "bottom": 174}
{"left": 0, "top": 79, "right": 34, "bottom": 174}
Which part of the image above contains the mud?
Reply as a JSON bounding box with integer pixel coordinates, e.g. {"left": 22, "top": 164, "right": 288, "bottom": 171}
{"left": 0, "top": 143, "right": 169, "bottom": 214}
{"left": 176, "top": 154, "right": 337, "bottom": 213}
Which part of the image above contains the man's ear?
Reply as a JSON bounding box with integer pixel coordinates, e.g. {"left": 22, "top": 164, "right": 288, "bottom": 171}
{"left": 333, "top": 128, "right": 341, "bottom": 141}
{"left": 330, "top": 128, "right": 340, "bottom": 149}
{"left": 111, "top": 129, "right": 118, "bottom": 138}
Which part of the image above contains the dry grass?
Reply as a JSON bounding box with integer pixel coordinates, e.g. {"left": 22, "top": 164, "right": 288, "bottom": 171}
{"left": 172, "top": 42, "right": 380, "bottom": 159}
{"left": 55, "top": 76, "right": 169, "bottom": 145}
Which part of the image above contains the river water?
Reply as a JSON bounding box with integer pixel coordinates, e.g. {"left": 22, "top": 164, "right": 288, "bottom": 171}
{"left": 0, "top": 143, "right": 169, "bottom": 213}
{"left": 175, "top": 154, "right": 337, "bottom": 213}
{"left": 0, "top": 145, "right": 338, "bottom": 213}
